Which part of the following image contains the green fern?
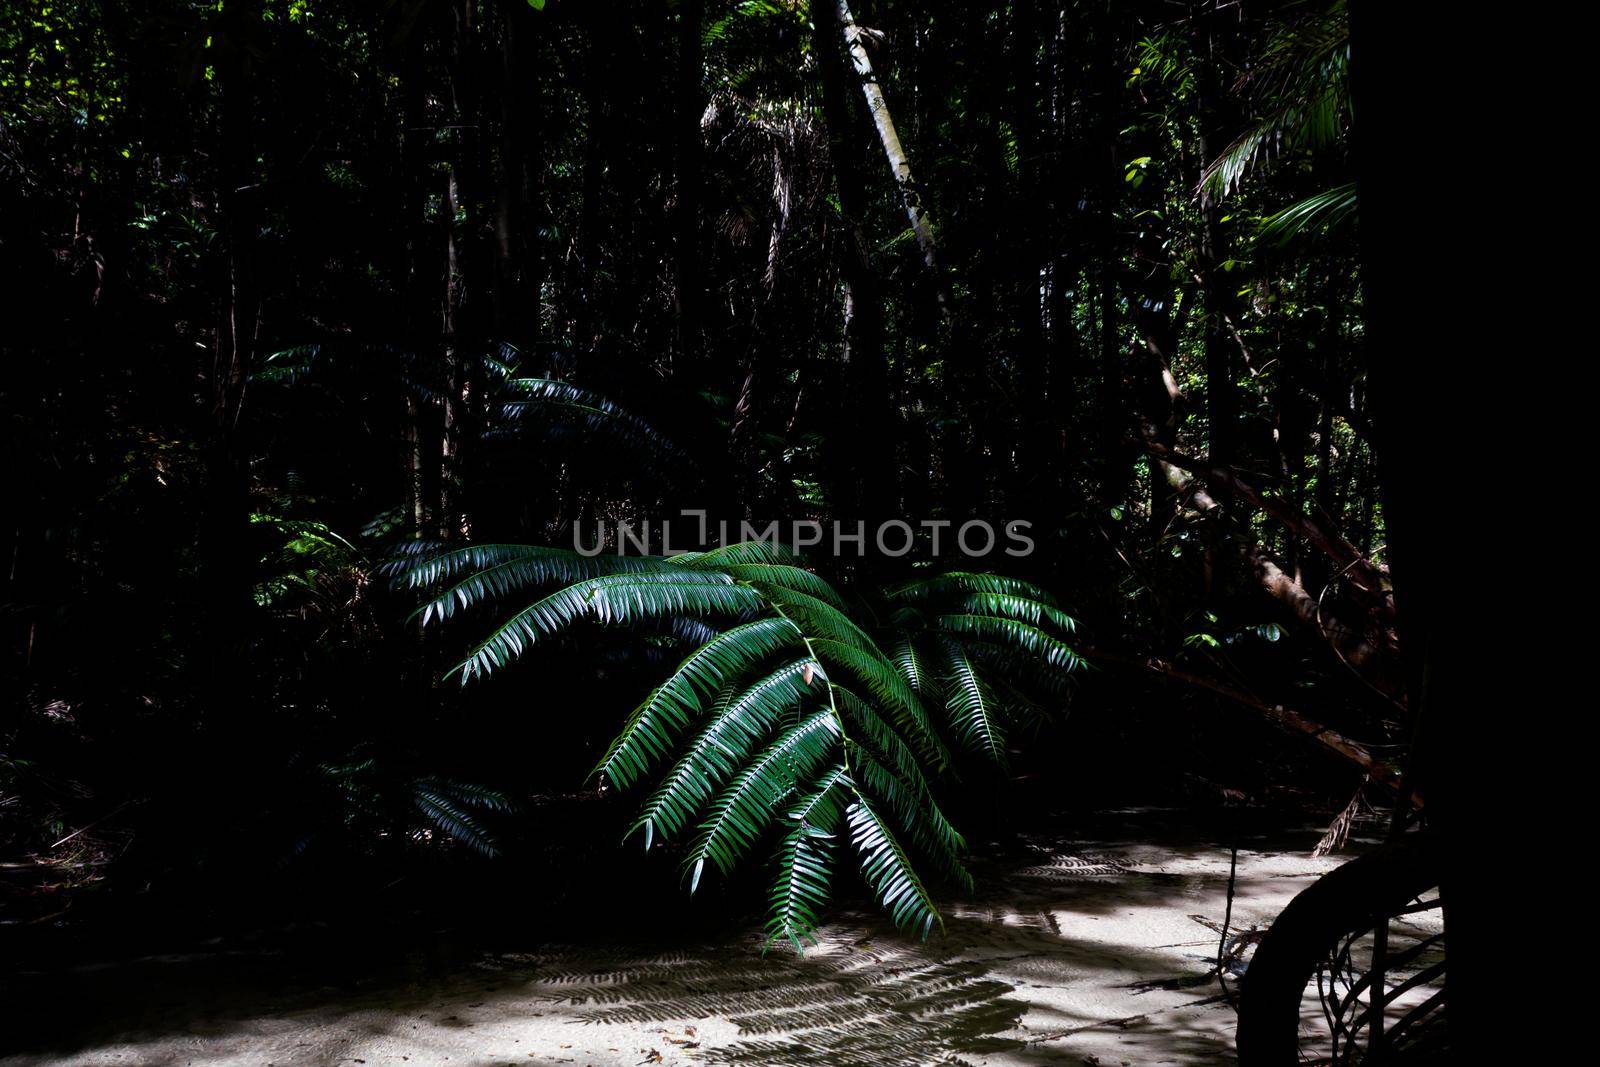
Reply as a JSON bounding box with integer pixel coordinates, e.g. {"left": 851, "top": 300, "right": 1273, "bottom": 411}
{"left": 392, "top": 543, "right": 1082, "bottom": 948}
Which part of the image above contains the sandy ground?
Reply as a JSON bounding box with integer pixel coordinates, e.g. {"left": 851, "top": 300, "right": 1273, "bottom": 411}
{"left": 2, "top": 814, "right": 1430, "bottom": 1067}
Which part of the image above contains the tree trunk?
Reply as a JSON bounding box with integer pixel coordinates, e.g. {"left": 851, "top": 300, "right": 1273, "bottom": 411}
{"left": 834, "top": 0, "right": 946, "bottom": 306}
{"left": 1194, "top": 2, "right": 1238, "bottom": 466}
{"left": 814, "top": 0, "right": 893, "bottom": 523}
{"left": 494, "top": 0, "right": 544, "bottom": 350}
{"left": 671, "top": 0, "right": 705, "bottom": 375}
{"left": 202, "top": 4, "right": 261, "bottom": 619}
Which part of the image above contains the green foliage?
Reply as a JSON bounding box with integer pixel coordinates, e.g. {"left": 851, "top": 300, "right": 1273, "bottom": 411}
{"left": 1258, "top": 181, "right": 1357, "bottom": 246}
{"left": 391, "top": 543, "right": 1081, "bottom": 948}
{"left": 1199, "top": 1, "right": 1351, "bottom": 200}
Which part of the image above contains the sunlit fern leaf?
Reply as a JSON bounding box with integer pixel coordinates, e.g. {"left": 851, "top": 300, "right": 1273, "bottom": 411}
{"left": 661, "top": 616, "right": 724, "bottom": 646}
{"left": 687, "top": 709, "right": 840, "bottom": 888}
{"left": 454, "top": 572, "right": 766, "bottom": 682}
{"left": 848, "top": 795, "right": 942, "bottom": 939}
{"left": 629, "top": 659, "right": 820, "bottom": 849}
{"left": 890, "top": 632, "right": 929, "bottom": 696}
{"left": 706, "top": 564, "right": 848, "bottom": 609}
{"left": 952, "top": 591, "right": 1078, "bottom": 635}
{"left": 810, "top": 639, "right": 945, "bottom": 767}
{"left": 670, "top": 540, "right": 801, "bottom": 567}
{"left": 411, "top": 775, "right": 512, "bottom": 857}
{"left": 765, "top": 769, "right": 849, "bottom": 952}
{"left": 595, "top": 617, "right": 805, "bottom": 790}
{"left": 886, "top": 571, "right": 1062, "bottom": 606}
{"left": 936, "top": 614, "right": 1082, "bottom": 673}
{"left": 404, "top": 539, "right": 1080, "bottom": 943}
{"left": 845, "top": 742, "right": 971, "bottom": 892}
{"left": 405, "top": 547, "right": 668, "bottom": 624}
{"left": 385, "top": 542, "right": 646, "bottom": 590}
{"left": 968, "top": 641, "right": 1075, "bottom": 697}
{"left": 834, "top": 689, "right": 949, "bottom": 836}
{"left": 757, "top": 583, "right": 884, "bottom": 656}
{"left": 936, "top": 637, "right": 1007, "bottom": 767}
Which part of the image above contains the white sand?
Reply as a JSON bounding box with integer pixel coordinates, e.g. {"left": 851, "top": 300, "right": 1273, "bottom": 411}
{"left": 7, "top": 821, "right": 1421, "bottom": 1067}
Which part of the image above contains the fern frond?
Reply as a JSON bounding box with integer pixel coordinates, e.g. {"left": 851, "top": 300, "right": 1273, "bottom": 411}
{"left": 847, "top": 795, "right": 942, "bottom": 939}
{"left": 844, "top": 740, "right": 970, "bottom": 891}
{"left": 455, "top": 572, "right": 765, "bottom": 682}
{"left": 671, "top": 540, "right": 801, "bottom": 567}
{"left": 410, "top": 548, "right": 667, "bottom": 625}
{"left": 404, "top": 537, "right": 1085, "bottom": 942}
{"left": 595, "top": 617, "right": 805, "bottom": 789}
{"left": 630, "top": 659, "right": 821, "bottom": 848}
{"left": 936, "top": 614, "right": 1082, "bottom": 672}
{"left": 886, "top": 572, "right": 1060, "bottom": 606}
{"left": 811, "top": 639, "right": 945, "bottom": 766}
{"left": 717, "top": 564, "right": 847, "bottom": 609}
{"left": 954, "top": 592, "right": 1078, "bottom": 635}
{"left": 890, "top": 632, "right": 929, "bottom": 696}
{"left": 758, "top": 583, "right": 884, "bottom": 656}
{"left": 412, "top": 780, "right": 502, "bottom": 857}
{"left": 764, "top": 768, "right": 849, "bottom": 952}
{"left": 686, "top": 709, "right": 840, "bottom": 889}
{"left": 936, "top": 637, "right": 1007, "bottom": 767}
{"left": 499, "top": 378, "right": 685, "bottom": 462}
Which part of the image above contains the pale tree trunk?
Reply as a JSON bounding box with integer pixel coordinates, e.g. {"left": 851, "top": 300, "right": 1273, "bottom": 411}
{"left": 814, "top": 0, "right": 893, "bottom": 522}
{"left": 834, "top": 0, "right": 946, "bottom": 305}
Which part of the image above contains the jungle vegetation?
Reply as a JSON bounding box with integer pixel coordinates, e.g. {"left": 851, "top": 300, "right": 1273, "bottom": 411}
{"left": 1, "top": 0, "right": 1490, "bottom": 971}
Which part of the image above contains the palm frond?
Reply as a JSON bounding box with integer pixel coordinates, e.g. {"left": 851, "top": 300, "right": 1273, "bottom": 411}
{"left": 1200, "top": 1, "right": 1350, "bottom": 199}
{"left": 935, "top": 615, "right": 1082, "bottom": 672}
{"left": 455, "top": 571, "right": 765, "bottom": 682}
{"left": 847, "top": 795, "right": 942, "bottom": 939}
{"left": 630, "top": 658, "right": 820, "bottom": 848}
{"left": 1257, "top": 181, "right": 1357, "bottom": 245}
{"left": 595, "top": 617, "right": 805, "bottom": 789}
{"left": 764, "top": 768, "right": 849, "bottom": 952}
{"left": 935, "top": 636, "right": 1007, "bottom": 767}
{"left": 405, "top": 544, "right": 1082, "bottom": 944}
{"left": 686, "top": 709, "right": 840, "bottom": 889}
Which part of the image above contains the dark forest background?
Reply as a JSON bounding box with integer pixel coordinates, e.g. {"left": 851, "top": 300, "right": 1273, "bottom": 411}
{"left": 1, "top": 0, "right": 1509, "bottom": 977}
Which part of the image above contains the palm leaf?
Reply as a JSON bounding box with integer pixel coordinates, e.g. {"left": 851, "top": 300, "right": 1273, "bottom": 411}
{"left": 454, "top": 571, "right": 765, "bottom": 682}
{"left": 630, "top": 658, "right": 820, "bottom": 848}
{"left": 847, "top": 795, "right": 942, "bottom": 939}
{"left": 764, "top": 768, "right": 849, "bottom": 952}
{"left": 595, "top": 617, "right": 805, "bottom": 789}
{"left": 936, "top": 636, "right": 1007, "bottom": 767}
{"left": 686, "top": 709, "right": 840, "bottom": 888}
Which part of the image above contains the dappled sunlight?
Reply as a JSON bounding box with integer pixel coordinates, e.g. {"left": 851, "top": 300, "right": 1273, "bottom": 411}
{"left": 3, "top": 819, "right": 1350, "bottom": 1067}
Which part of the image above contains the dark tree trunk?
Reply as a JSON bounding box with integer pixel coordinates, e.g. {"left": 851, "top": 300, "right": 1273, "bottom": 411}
{"left": 671, "top": 0, "right": 705, "bottom": 377}
{"left": 202, "top": 5, "right": 262, "bottom": 622}
{"left": 1008, "top": 0, "right": 1051, "bottom": 510}
{"left": 494, "top": 0, "right": 544, "bottom": 350}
